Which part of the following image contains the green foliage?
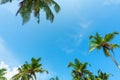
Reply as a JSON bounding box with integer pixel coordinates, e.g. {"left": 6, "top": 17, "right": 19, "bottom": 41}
{"left": 12, "top": 57, "right": 48, "bottom": 80}
{"left": 0, "top": 68, "right": 7, "bottom": 80}
{"left": 0, "top": 0, "right": 60, "bottom": 24}
{"left": 68, "top": 58, "right": 92, "bottom": 80}
{"left": 104, "top": 32, "right": 119, "bottom": 42}
{"left": 89, "top": 32, "right": 120, "bottom": 69}
{"left": 68, "top": 59, "right": 110, "bottom": 80}
{"left": 0, "top": 58, "right": 110, "bottom": 80}
{"left": 95, "top": 70, "right": 110, "bottom": 80}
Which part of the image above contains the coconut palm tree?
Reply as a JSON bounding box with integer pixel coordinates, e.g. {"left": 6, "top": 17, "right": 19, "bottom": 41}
{"left": 89, "top": 32, "right": 120, "bottom": 69}
{"left": 0, "top": 68, "right": 7, "bottom": 80}
{"left": 68, "top": 58, "right": 92, "bottom": 80}
{"left": 0, "top": 0, "right": 60, "bottom": 24}
{"left": 12, "top": 57, "right": 48, "bottom": 80}
{"left": 95, "top": 70, "right": 110, "bottom": 80}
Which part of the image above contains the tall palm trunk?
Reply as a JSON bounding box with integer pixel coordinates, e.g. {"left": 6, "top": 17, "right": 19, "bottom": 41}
{"left": 109, "top": 54, "right": 120, "bottom": 70}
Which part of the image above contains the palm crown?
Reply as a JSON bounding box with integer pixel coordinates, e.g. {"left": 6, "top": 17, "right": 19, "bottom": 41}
{"left": 89, "top": 32, "right": 120, "bottom": 69}
{"left": 0, "top": 0, "right": 60, "bottom": 24}
{"left": 95, "top": 70, "right": 110, "bottom": 80}
{"left": 12, "top": 57, "right": 48, "bottom": 80}
{"left": 68, "top": 58, "right": 92, "bottom": 80}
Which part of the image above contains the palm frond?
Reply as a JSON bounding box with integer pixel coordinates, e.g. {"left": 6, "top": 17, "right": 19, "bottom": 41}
{"left": 89, "top": 35, "right": 94, "bottom": 39}
{"left": 11, "top": 70, "right": 27, "bottom": 80}
{"left": 89, "top": 46, "right": 96, "bottom": 53}
{"left": 103, "top": 47, "right": 110, "bottom": 57}
{"left": 80, "top": 62, "right": 88, "bottom": 70}
{"left": 109, "top": 44, "right": 120, "bottom": 48}
{"left": 50, "top": 0, "right": 60, "bottom": 13}
{"left": 104, "top": 32, "right": 119, "bottom": 42}
{"left": 68, "top": 62, "right": 75, "bottom": 68}
{"left": 0, "top": 68, "right": 7, "bottom": 77}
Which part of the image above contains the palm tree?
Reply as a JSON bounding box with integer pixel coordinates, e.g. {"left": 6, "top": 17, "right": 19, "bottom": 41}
{"left": 0, "top": 0, "right": 60, "bottom": 24}
{"left": 12, "top": 57, "right": 48, "bottom": 80}
{"left": 68, "top": 58, "right": 92, "bottom": 80}
{"left": 95, "top": 70, "right": 110, "bottom": 80}
{"left": 0, "top": 68, "right": 7, "bottom": 80}
{"left": 89, "top": 32, "right": 120, "bottom": 69}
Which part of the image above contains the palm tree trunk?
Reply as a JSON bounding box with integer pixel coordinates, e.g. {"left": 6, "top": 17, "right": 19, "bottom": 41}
{"left": 109, "top": 54, "right": 120, "bottom": 70}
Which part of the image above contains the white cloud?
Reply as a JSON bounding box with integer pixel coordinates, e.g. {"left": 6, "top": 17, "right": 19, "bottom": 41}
{"left": 37, "top": 73, "right": 53, "bottom": 80}
{"left": 103, "top": 0, "right": 120, "bottom": 5}
{"left": 58, "top": 0, "right": 81, "bottom": 9}
{"left": 56, "top": 32, "right": 83, "bottom": 54}
{"left": 57, "top": 20, "right": 92, "bottom": 54}
{"left": 79, "top": 21, "right": 91, "bottom": 29}
{"left": 57, "top": 0, "right": 82, "bottom": 16}
{"left": 0, "top": 37, "right": 56, "bottom": 80}
{"left": 0, "top": 37, "right": 20, "bottom": 79}
{"left": 0, "top": 61, "right": 18, "bottom": 80}
{"left": 79, "top": 22, "right": 91, "bottom": 28}
{"left": 62, "top": 48, "right": 75, "bottom": 54}
{"left": 0, "top": 37, "right": 19, "bottom": 67}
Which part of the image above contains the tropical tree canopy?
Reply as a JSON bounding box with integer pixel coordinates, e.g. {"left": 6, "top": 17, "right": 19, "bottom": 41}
{"left": 0, "top": 68, "right": 7, "bottom": 80}
{"left": 89, "top": 32, "right": 120, "bottom": 69}
{"left": 95, "top": 70, "right": 110, "bottom": 80}
{"left": 12, "top": 57, "right": 48, "bottom": 80}
{"left": 68, "top": 58, "right": 92, "bottom": 80}
{"left": 0, "top": 0, "right": 60, "bottom": 24}
{"left": 68, "top": 59, "right": 110, "bottom": 80}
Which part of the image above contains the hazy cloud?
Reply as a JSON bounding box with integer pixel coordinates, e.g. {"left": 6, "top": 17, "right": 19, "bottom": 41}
{"left": 0, "top": 61, "right": 18, "bottom": 80}
{"left": 0, "top": 37, "right": 19, "bottom": 67}
{"left": 0, "top": 37, "right": 19, "bottom": 79}
{"left": 103, "top": 0, "right": 120, "bottom": 5}
{"left": 79, "top": 21, "right": 92, "bottom": 29}
{"left": 37, "top": 73, "right": 53, "bottom": 80}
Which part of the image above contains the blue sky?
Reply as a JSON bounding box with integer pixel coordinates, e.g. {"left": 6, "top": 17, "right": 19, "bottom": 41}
{"left": 0, "top": 0, "right": 120, "bottom": 80}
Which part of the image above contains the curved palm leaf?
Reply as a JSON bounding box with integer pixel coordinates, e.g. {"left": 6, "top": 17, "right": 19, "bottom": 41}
{"left": 104, "top": 32, "right": 119, "bottom": 42}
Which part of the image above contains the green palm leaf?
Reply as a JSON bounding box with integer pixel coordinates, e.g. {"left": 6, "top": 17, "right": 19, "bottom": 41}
{"left": 103, "top": 47, "right": 110, "bottom": 57}
{"left": 104, "top": 32, "right": 119, "bottom": 42}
